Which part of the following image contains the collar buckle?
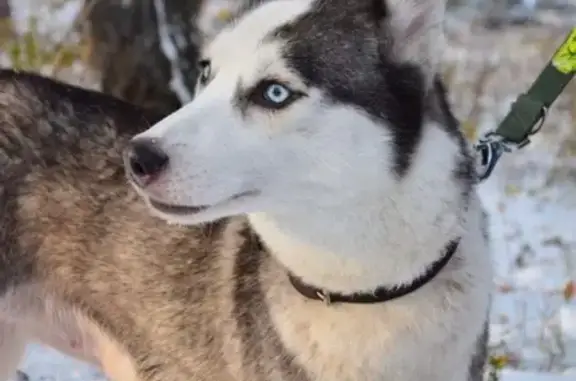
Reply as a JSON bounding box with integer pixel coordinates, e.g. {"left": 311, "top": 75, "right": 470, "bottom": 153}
{"left": 316, "top": 290, "right": 332, "bottom": 305}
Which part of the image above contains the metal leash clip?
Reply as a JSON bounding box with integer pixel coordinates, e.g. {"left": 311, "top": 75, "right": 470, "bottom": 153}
{"left": 474, "top": 133, "right": 513, "bottom": 181}
{"left": 475, "top": 106, "right": 547, "bottom": 182}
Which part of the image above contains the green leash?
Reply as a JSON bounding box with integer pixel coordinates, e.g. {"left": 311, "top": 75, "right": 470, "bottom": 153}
{"left": 475, "top": 27, "right": 576, "bottom": 181}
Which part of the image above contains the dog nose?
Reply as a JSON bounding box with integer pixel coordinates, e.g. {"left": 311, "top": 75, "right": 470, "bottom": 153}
{"left": 125, "top": 138, "right": 169, "bottom": 182}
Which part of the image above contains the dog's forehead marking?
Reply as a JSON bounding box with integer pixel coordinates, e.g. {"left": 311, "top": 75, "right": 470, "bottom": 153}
{"left": 205, "top": 0, "right": 313, "bottom": 67}
{"left": 196, "top": 0, "right": 427, "bottom": 178}
{"left": 198, "top": 0, "right": 315, "bottom": 112}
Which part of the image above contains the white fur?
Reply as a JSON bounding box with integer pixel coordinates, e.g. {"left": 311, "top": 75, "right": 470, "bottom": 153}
{"left": 249, "top": 122, "right": 466, "bottom": 292}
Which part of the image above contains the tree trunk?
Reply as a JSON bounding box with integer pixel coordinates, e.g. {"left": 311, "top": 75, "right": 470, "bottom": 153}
{"left": 0, "top": 0, "right": 13, "bottom": 40}
{"left": 81, "top": 0, "right": 205, "bottom": 117}
{"left": 0, "top": 0, "right": 10, "bottom": 19}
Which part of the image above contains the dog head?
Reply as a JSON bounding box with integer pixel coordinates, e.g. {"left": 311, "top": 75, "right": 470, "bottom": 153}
{"left": 124, "top": 0, "right": 463, "bottom": 225}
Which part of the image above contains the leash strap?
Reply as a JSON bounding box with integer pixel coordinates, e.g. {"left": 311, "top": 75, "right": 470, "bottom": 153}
{"left": 476, "top": 27, "right": 576, "bottom": 181}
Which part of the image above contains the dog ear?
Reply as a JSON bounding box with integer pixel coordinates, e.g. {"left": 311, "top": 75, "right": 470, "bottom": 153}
{"left": 379, "top": 0, "right": 446, "bottom": 78}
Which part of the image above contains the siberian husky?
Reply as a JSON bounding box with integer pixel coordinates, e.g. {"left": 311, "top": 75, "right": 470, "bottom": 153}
{"left": 0, "top": 0, "right": 492, "bottom": 380}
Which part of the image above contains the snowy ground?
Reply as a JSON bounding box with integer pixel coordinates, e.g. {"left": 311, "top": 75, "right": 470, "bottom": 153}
{"left": 2, "top": 1, "right": 576, "bottom": 381}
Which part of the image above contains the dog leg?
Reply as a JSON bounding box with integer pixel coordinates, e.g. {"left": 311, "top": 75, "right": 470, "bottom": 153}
{"left": 0, "top": 321, "right": 27, "bottom": 381}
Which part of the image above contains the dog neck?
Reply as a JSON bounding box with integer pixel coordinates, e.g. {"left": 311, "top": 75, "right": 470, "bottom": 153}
{"left": 248, "top": 124, "right": 470, "bottom": 295}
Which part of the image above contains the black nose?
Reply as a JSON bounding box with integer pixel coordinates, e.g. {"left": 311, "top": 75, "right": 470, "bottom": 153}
{"left": 126, "top": 138, "right": 169, "bottom": 181}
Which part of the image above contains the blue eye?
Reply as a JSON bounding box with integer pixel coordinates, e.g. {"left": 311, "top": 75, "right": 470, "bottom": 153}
{"left": 264, "top": 83, "right": 291, "bottom": 104}
{"left": 249, "top": 80, "right": 302, "bottom": 110}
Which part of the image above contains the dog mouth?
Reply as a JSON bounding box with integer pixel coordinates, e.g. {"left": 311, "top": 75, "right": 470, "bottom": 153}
{"left": 149, "top": 199, "right": 210, "bottom": 215}
{"left": 148, "top": 190, "right": 260, "bottom": 216}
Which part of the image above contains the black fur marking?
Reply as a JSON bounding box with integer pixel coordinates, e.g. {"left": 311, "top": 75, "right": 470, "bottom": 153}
{"left": 480, "top": 210, "right": 490, "bottom": 243}
{"left": 430, "top": 77, "right": 477, "bottom": 205}
{"left": 232, "top": 228, "right": 308, "bottom": 381}
{"left": 0, "top": 169, "right": 34, "bottom": 295}
{"left": 468, "top": 319, "right": 489, "bottom": 381}
{"left": 269, "top": 0, "right": 426, "bottom": 178}
{"left": 369, "top": 0, "right": 389, "bottom": 22}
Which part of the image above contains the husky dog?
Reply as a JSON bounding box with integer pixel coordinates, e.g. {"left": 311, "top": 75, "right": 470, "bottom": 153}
{"left": 0, "top": 0, "right": 492, "bottom": 380}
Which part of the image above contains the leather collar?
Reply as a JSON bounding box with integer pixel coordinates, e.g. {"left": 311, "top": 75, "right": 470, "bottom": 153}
{"left": 288, "top": 239, "right": 460, "bottom": 305}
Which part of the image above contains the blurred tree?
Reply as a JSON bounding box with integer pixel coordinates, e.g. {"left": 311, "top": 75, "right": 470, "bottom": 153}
{"left": 81, "top": 0, "right": 271, "bottom": 116}
{"left": 81, "top": 0, "right": 204, "bottom": 116}
{"left": 0, "top": 0, "right": 9, "bottom": 19}
{"left": 0, "top": 0, "right": 13, "bottom": 41}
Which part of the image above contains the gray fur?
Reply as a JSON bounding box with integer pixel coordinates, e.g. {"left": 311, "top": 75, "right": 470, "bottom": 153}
{"left": 0, "top": 70, "right": 299, "bottom": 381}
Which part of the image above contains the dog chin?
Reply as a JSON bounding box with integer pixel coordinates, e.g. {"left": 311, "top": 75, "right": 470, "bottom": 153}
{"left": 143, "top": 198, "right": 214, "bottom": 226}
{"left": 148, "top": 206, "right": 213, "bottom": 226}
{"left": 144, "top": 190, "right": 262, "bottom": 226}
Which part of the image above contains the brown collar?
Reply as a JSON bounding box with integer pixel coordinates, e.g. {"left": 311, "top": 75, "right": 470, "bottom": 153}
{"left": 288, "top": 239, "right": 460, "bottom": 305}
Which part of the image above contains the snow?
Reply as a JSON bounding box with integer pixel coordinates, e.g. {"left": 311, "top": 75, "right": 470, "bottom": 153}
{"left": 20, "top": 345, "right": 105, "bottom": 381}
{"left": 479, "top": 146, "right": 576, "bottom": 374}
{"left": 3, "top": 1, "right": 576, "bottom": 381}
{"left": 500, "top": 370, "right": 576, "bottom": 381}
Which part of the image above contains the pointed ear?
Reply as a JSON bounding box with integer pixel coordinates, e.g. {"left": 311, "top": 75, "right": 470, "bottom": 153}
{"left": 382, "top": 0, "right": 446, "bottom": 78}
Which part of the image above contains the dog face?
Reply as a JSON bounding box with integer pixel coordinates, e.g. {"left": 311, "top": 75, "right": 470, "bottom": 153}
{"left": 124, "top": 0, "right": 448, "bottom": 225}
